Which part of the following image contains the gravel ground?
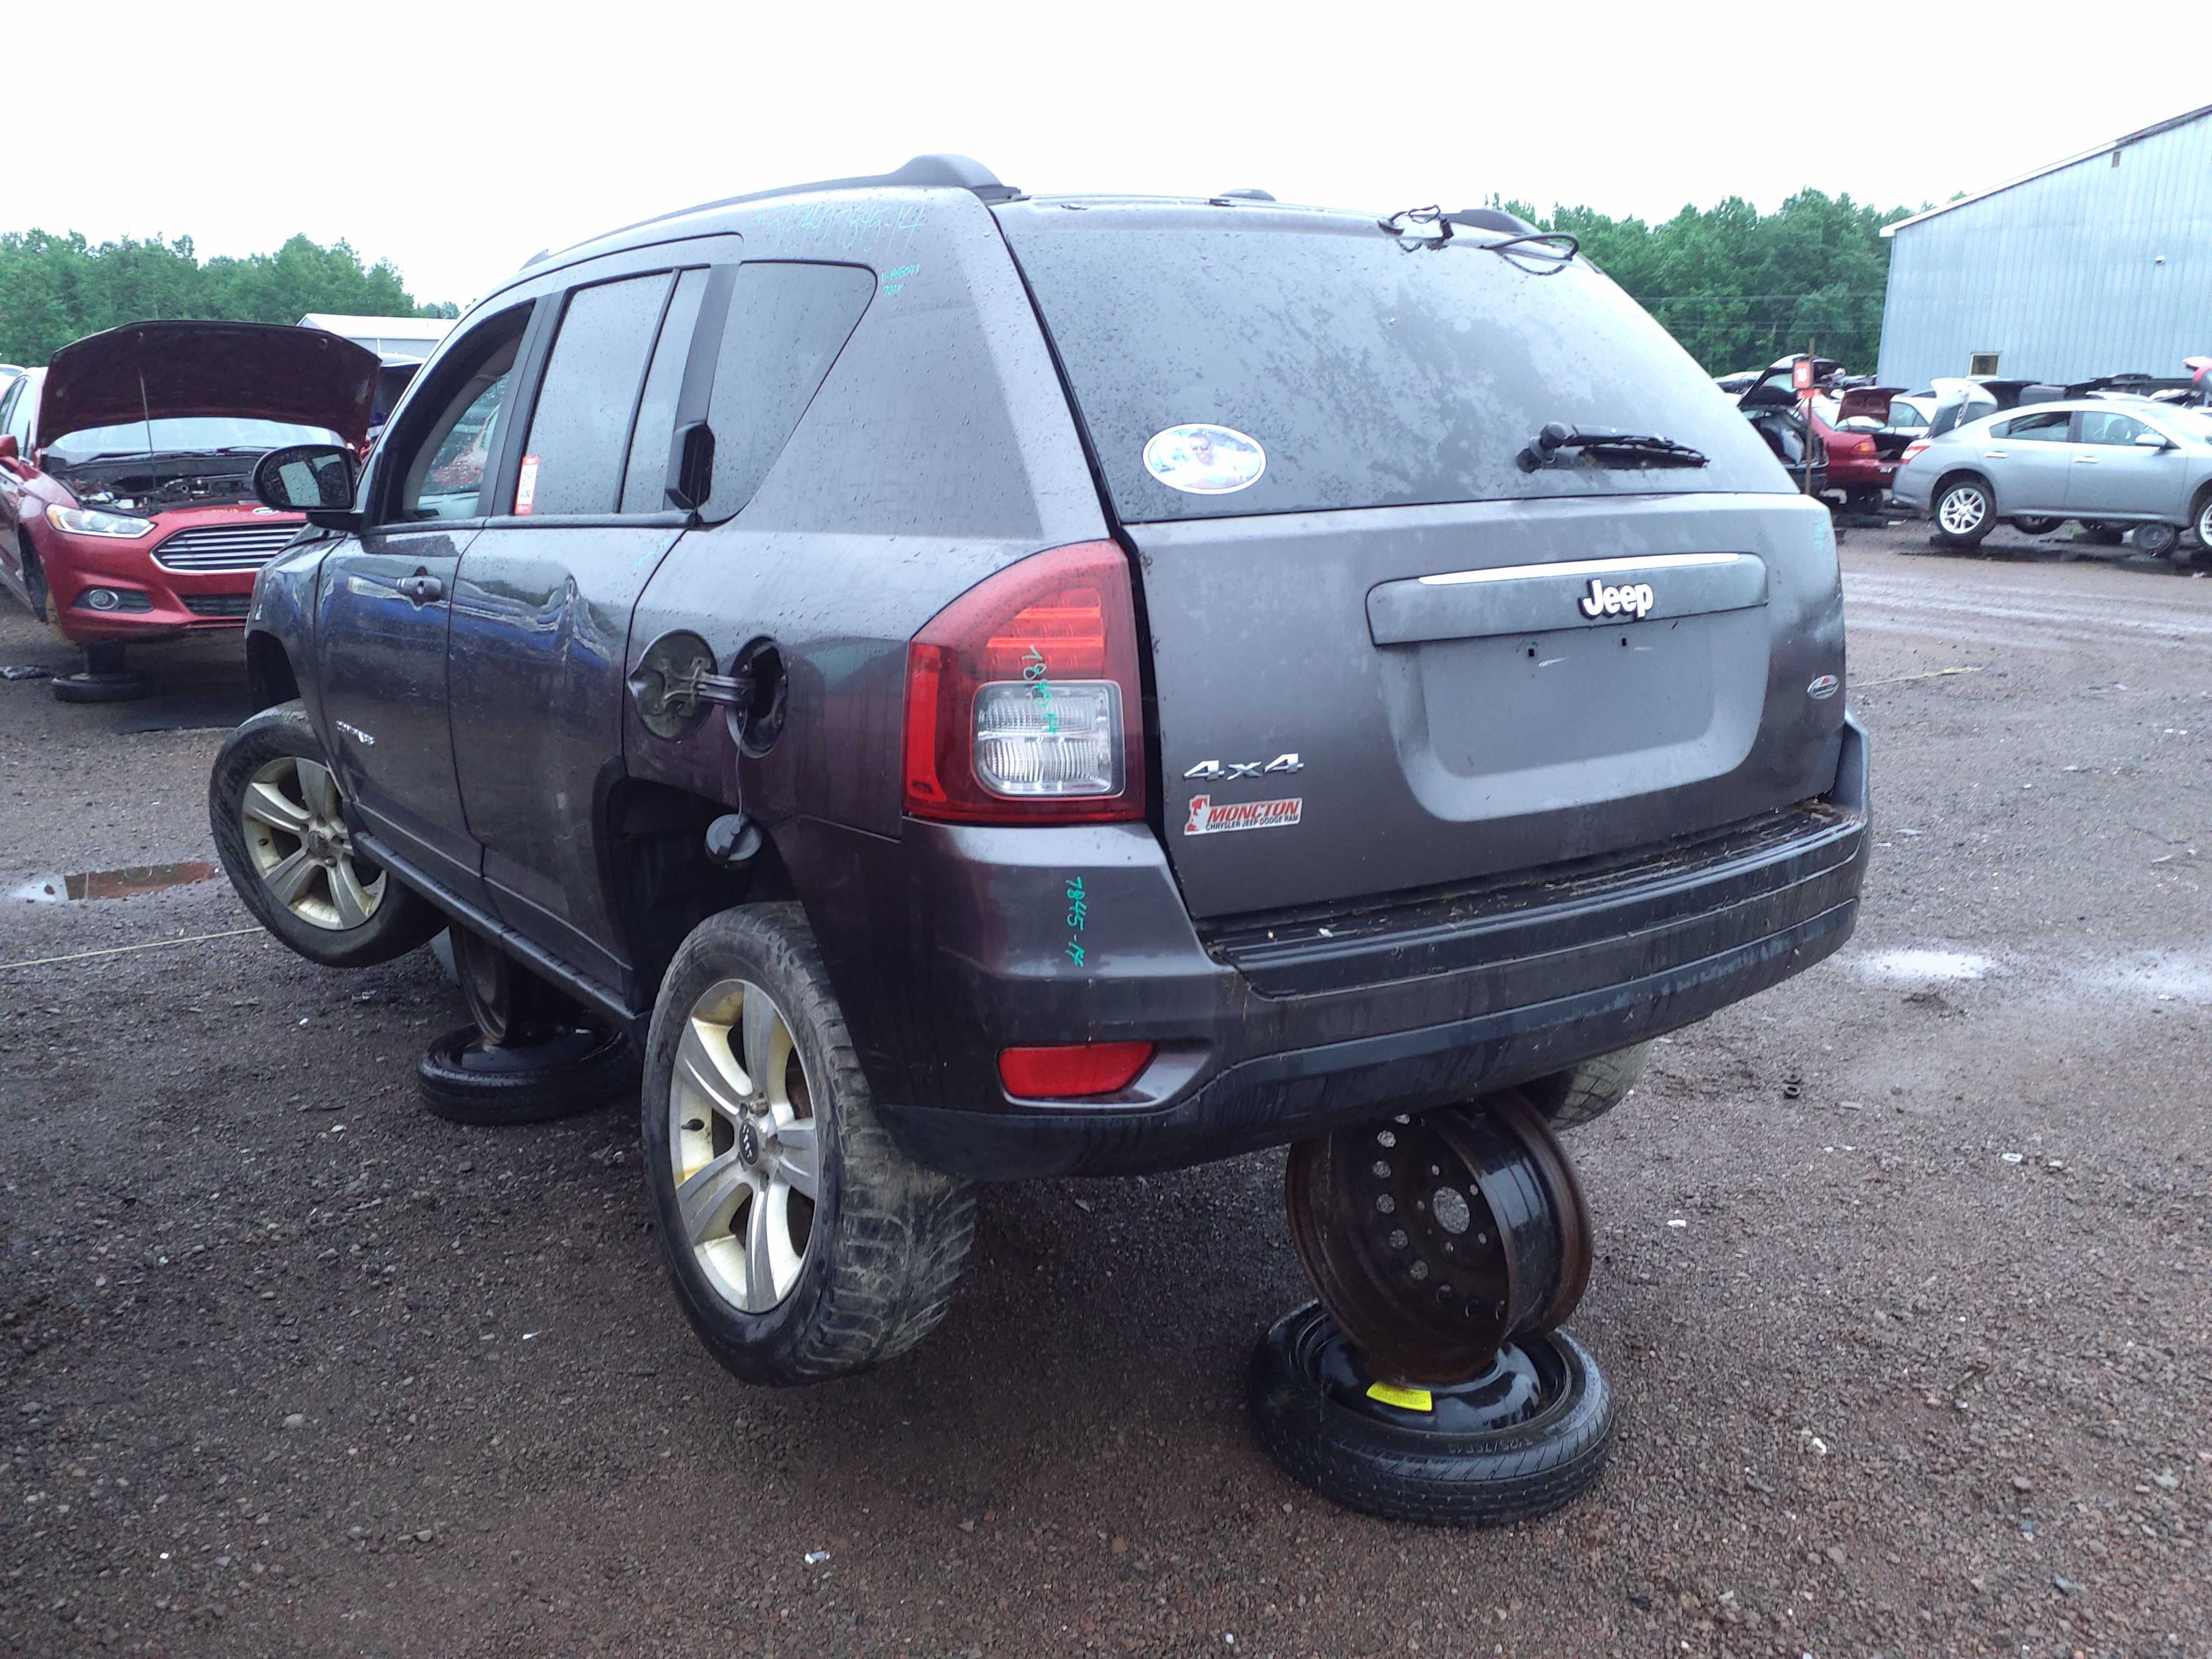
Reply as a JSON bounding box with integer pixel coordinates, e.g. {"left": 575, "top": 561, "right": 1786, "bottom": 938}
{"left": 2, "top": 522, "right": 2208, "bottom": 1659}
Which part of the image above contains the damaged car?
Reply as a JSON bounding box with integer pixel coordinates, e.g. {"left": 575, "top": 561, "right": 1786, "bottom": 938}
{"left": 0, "top": 321, "right": 378, "bottom": 701}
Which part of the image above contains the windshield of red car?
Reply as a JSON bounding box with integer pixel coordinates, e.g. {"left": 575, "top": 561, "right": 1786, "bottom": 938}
{"left": 44, "top": 417, "right": 343, "bottom": 465}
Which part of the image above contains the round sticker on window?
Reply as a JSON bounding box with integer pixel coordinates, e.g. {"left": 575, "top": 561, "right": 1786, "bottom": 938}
{"left": 1143, "top": 424, "right": 1266, "bottom": 495}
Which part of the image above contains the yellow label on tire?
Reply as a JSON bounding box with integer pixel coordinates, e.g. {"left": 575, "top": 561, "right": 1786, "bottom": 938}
{"left": 1365, "top": 1381, "right": 1434, "bottom": 1412}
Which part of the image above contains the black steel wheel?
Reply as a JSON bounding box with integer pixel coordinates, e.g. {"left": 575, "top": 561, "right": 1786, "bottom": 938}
{"left": 2134, "top": 521, "right": 2180, "bottom": 558}
{"left": 1285, "top": 1092, "right": 1592, "bottom": 1385}
{"left": 2008, "top": 516, "right": 2062, "bottom": 536}
{"left": 417, "top": 1021, "right": 639, "bottom": 1126}
{"left": 1249, "top": 1302, "right": 1615, "bottom": 1526}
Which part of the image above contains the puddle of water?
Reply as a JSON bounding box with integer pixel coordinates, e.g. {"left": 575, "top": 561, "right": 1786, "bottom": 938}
{"left": 2071, "top": 954, "right": 2212, "bottom": 1005}
{"left": 10, "top": 860, "right": 219, "bottom": 903}
{"left": 1849, "top": 947, "right": 1995, "bottom": 985}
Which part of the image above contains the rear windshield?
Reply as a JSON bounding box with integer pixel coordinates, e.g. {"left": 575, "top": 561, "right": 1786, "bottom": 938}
{"left": 998, "top": 206, "right": 1789, "bottom": 521}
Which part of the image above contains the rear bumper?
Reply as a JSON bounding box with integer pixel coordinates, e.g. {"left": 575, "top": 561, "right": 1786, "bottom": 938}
{"left": 847, "top": 715, "right": 1870, "bottom": 1180}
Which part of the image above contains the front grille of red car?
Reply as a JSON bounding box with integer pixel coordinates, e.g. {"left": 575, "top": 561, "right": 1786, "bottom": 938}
{"left": 183, "top": 594, "right": 251, "bottom": 618}
{"left": 150, "top": 522, "right": 304, "bottom": 573}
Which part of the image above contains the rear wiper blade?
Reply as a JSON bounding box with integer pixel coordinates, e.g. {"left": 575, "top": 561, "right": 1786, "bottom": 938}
{"left": 1518, "top": 423, "right": 1708, "bottom": 472}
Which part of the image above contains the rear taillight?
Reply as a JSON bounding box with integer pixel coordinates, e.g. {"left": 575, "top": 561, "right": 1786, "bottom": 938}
{"left": 1900, "top": 440, "right": 1929, "bottom": 465}
{"left": 903, "top": 540, "right": 1147, "bottom": 824}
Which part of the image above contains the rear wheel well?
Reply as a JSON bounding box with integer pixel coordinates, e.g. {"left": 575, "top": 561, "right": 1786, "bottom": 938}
{"left": 1933, "top": 469, "right": 1993, "bottom": 508}
{"left": 244, "top": 631, "right": 300, "bottom": 710}
{"left": 602, "top": 780, "right": 795, "bottom": 1007}
{"left": 17, "top": 531, "right": 47, "bottom": 619}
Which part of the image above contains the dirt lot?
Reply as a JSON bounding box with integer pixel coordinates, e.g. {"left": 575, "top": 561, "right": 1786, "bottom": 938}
{"left": 2, "top": 522, "right": 2208, "bottom": 1659}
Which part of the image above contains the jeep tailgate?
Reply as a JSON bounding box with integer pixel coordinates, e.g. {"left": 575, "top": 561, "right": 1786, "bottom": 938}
{"left": 1124, "top": 492, "right": 1843, "bottom": 916}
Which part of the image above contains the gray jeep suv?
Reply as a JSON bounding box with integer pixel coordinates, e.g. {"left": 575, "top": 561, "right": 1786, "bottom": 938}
{"left": 211, "top": 155, "right": 1868, "bottom": 1388}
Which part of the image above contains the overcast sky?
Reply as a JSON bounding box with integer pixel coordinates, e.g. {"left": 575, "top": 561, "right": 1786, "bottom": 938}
{"left": 16, "top": 3, "right": 2210, "bottom": 310}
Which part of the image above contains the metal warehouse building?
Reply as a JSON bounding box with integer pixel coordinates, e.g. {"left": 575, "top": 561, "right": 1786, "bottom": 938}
{"left": 1874, "top": 103, "right": 2212, "bottom": 391}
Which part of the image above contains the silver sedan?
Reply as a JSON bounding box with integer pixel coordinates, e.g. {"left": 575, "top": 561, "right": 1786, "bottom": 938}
{"left": 1892, "top": 399, "right": 2212, "bottom": 558}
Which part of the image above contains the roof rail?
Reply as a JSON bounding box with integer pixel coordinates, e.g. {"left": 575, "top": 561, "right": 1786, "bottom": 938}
{"left": 566, "top": 154, "right": 1018, "bottom": 257}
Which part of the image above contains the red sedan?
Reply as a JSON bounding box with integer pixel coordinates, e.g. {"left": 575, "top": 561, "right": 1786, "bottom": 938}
{"left": 0, "top": 320, "right": 377, "bottom": 701}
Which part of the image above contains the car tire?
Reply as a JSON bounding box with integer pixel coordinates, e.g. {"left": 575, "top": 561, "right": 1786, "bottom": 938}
{"left": 1520, "top": 1042, "right": 1651, "bottom": 1132}
{"left": 1247, "top": 1303, "right": 1615, "bottom": 1526}
{"left": 2193, "top": 492, "right": 2212, "bottom": 559}
{"left": 2081, "top": 521, "right": 2127, "bottom": 546}
{"left": 417, "top": 1021, "right": 639, "bottom": 1126}
{"left": 208, "top": 701, "right": 446, "bottom": 969}
{"left": 1932, "top": 477, "right": 1994, "bottom": 547}
{"left": 2134, "top": 521, "right": 2180, "bottom": 558}
{"left": 641, "top": 903, "right": 975, "bottom": 1387}
{"left": 2008, "top": 516, "right": 2062, "bottom": 536}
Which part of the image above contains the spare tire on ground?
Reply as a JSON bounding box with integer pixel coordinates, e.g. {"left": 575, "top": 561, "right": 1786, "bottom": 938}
{"left": 417, "top": 1021, "right": 639, "bottom": 1126}
{"left": 1248, "top": 1302, "right": 1615, "bottom": 1526}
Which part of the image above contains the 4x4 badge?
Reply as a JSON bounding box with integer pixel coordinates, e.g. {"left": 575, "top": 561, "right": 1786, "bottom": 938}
{"left": 1183, "top": 753, "right": 1303, "bottom": 783}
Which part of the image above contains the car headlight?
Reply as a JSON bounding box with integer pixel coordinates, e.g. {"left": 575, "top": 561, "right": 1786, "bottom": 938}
{"left": 46, "top": 504, "right": 156, "bottom": 539}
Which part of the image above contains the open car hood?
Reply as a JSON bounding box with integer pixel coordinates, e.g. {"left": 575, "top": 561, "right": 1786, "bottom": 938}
{"left": 39, "top": 320, "right": 380, "bottom": 450}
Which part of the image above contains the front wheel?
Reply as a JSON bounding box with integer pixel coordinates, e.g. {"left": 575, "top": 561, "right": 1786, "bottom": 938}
{"left": 641, "top": 903, "right": 975, "bottom": 1386}
{"left": 1933, "top": 478, "right": 1994, "bottom": 547}
{"left": 2194, "top": 494, "right": 2212, "bottom": 559}
{"left": 209, "top": 701, "right": 446, "bottom": 968}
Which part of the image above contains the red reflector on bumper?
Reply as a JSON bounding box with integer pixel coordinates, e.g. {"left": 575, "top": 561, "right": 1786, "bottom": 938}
{"left": 998, "top": 1041, "right": 1156, "bottom": 1098}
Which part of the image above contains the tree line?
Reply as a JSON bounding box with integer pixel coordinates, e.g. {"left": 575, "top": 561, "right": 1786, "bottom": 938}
{"left": 1502, "top": 189, "right": 1915, "bottom": 374}
{"left": 1, "top": 191, "right": 1914, "bottom": 374}
{"left": 0, "top": 232, "right": 457, "bottom": 367}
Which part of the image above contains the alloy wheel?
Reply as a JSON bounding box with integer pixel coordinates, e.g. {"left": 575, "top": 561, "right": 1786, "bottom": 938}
{"left": 1938, "top": 486, "right": 1987, "bottom": 536}
{"left": 668, "top": 978, "right": 820, "bottom": 1312}
{"left": 238, "top": 756, "right": 384, "bottom": 931}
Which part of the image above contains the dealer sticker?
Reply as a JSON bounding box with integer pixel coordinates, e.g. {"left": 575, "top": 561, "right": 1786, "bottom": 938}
{"left": 1184, "top": 794, "right": 1302, "bottom": 835}
{"left": 514, "top": 454, "right": 541, "bottom": 515}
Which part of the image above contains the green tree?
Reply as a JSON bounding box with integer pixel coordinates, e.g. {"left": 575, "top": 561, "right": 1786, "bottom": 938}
{"left": 0, "top": 231, "right": 452, "bottom": 365}
{"left": 1498, "top": 190, "right": 1915, "bottom": 373}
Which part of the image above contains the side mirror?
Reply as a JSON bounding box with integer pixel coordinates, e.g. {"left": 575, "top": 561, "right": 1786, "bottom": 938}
{"left": 253, "top": 444, "right": 360, "bottom": 526}
{"left": 0, "top": 434, "right": 17, "bottom": 462}
{"left": 2134, "top": 430, "right": 2175, "bottom": 450}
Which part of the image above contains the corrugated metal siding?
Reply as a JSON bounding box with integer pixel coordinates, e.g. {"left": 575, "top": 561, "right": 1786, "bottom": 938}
{"left": 1875, "top": 111, "right": 2212, "bottom": 388}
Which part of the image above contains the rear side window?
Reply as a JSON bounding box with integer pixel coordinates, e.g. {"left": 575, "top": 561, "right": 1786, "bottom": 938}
{"left": 998, "top": 210, "right": 1790, "bottom": 521}
{"left": 704, "top": 263, "right": 873, "bottom": 519}
{"left": 519, "top": 272, "right": 675, "bottom": 515}
{"left": 2001, "top": 409, "right": 2071, "bottom": 440}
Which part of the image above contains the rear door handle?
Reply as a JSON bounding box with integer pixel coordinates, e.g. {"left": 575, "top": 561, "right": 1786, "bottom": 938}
{"left": 395, "top": 571, "right": 444, "bottom": 605}
{"left": 2072, "top": 455, "right": 2098, "bottom": 464}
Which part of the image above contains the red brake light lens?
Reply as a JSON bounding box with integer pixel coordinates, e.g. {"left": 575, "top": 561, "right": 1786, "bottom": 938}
{"left": 998, "top": 1041, "right": 1156, "bottom": 1098}
{"left": 903, "top": 541, "right": 1146, "bottom": 824}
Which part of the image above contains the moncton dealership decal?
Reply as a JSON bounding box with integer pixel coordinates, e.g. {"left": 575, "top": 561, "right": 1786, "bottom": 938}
{"left": 1184, "top": 794, "right": 1303, "bottom": 835}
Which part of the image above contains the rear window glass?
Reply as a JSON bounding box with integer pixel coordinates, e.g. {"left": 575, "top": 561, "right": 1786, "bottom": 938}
{"left": 705, "top": 262, "right": 874, "bottom": 520}
{"left": 998, "top": 209, "right": 1789, "bottom": 521}
{"left": 520, "top": 272, "right": 674, "bottom": 515}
